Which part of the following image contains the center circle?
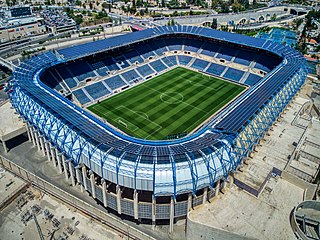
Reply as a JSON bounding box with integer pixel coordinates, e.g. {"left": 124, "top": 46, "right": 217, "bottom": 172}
{"left": 160, "top": 92, "right": 184, "bottom": 104}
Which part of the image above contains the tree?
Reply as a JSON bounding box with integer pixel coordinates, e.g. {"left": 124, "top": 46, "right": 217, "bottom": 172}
{"left": 231, "top": 3, "right": 242, "bottom": 13}
{"left": 136, "top": 0, "right": 143, "bottom": 7}
{"left": 271, "top": 14, "right": 276, "bottom": 21}
{"left": 74, "top": 15, "right": 84, "bottom": 25}
{"left": 211, "top": 18, "right": 217, "bottom": 29}
{"left": 102, "top": 2, "right": 108, "bottom": 8}
{"left": 221, "top": 3, "right": 229, "bottom": 13}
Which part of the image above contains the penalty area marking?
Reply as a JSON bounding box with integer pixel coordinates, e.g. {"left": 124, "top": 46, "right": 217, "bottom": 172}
{"left": 160, "top": 92, "right": 184, "bottom": 104}
{"left": 105, "top": 105, "right": 162, "bottom": 138}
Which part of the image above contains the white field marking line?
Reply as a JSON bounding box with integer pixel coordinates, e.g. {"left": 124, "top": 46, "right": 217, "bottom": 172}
{"left": 187, "top": 74, "right": 224, "bottom": 91}
{"left": 92, "top": 102, "right": 162, "bottom": 139}
{"left": 160, "top": 92, "right": 184, "bottom": 104}
{"left": 187, "top": 79, "right": 220, "bottom": 92}
{"left": 141, "top": 83, "right": 209, "bottom": 114}
{"left": 144, "top": 125, "right": 163, "bottom": 140}
{"left": 184, "top": 106, "right": 215, "bottom": 134}
{"left": 184, "top": 75, "right": 238, "bottom": 133}
{"left": 114, "top": 117, "right": 139, "bottom": 132}
{"left": 115, "top": 105, "right": 162, "bottom": 138}
{"left": 186, "top": 87, "right": 244, "bottom": 134}
{"left": 135, "top": 111, "right": 149, "bottom": 120}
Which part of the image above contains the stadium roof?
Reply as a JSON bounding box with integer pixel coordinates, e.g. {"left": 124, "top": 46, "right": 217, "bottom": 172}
{"left": 12, "top": 26, "right": 307, "bottom": 152}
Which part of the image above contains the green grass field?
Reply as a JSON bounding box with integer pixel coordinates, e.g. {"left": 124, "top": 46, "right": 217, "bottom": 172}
{"left": 88, "top": 67, "right": 245, "bottom": 140}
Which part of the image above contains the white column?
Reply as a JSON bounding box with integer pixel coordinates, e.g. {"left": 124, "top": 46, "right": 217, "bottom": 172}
{"left": 221, "top": 180, "right": 226, "bottom": 191}
{"left": 57, "top": 153, "right": 63, "bottom": 173}
{"left": 29, "top": 126, "right": 36, "bottom": 145}
{"left": 187, "top": 193, "right": 192, "bottom": 212}
{"left": 133, "top": 190, "right": 139, "bottom": 220}
{"left": 215, "top": 180, "right": 220, "bottom": 197}
{"left": 75, "top": 166, "right": 84, "bottom": 192}
{"left": 34, "top": 129, "right": 41, "bottom": 152}
{"left": 50, "top": 144, "right": 56, "bottom": 167}
{"left": 61, "top": 155, "right": 68, "bottom": 178}
{"left": 2, "top": 140, "right": 8, "bottom": 153}
{"left": 82, "top": 166, "right": 87, "bottom": 190}
{"left": 55, "top": 148, "right": 61, "bottom": 171}
{"left": 25, "top": 124, "right": 32, "bottom": 142}
{"left": 202, "top": 187, "right": 208, "bottom": 204}
{"left": 229, "top": 172, "right": 234, "bottom": 188}
{"left": 152, "top": 195, "right": 156, "bottom": 230}
{"left": 45, "top": 142, "right": 51, "bottom": 161}
{"left": 169, "top": 197, "right": 174, "bottom": 233}
{"left": 90, "top": 172, "right": 96, "bottom": 199}
{"left": 39, "top": 135, "right": 45, "bottom": 156}
{"left": 116, "top": 185, "right": 122, "bottom": 215}
{"left": 102, "top": 180, "right": 108, "bottom": 208}
{"left": 68, "top": 160, "right": 76, "bottom": 186}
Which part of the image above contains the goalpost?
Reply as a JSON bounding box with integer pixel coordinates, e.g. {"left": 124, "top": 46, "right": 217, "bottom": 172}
{"left": 118, "top": 119, "right": 128, "bottom": 129}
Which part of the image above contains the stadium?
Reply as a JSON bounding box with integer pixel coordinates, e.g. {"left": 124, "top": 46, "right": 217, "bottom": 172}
{"left": 7, "top": 25, "right": 308, "bottom": 226}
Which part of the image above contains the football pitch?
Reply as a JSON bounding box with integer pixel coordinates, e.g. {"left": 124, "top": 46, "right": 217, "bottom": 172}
{"left": 88, "top": 67, "right": 246, "bottom": 140}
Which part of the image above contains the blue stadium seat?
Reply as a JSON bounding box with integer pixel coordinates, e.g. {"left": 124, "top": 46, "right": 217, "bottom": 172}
{"left": 205, "top": 63, "right": 226, "bottom": 76}
{"left": 163, "top": 56, "right": 176, "bottom": 66}
{"left": 150, "top": 39, "right": 168, "bottom": 55}
{"left": 121, "top": 69, "right": 140, "bottom": 82}
{"left": 40, "top": 70, "right": 63, "bottom": 91}
{"left": 64, "top": 77, "right": 78, "bottom": 89}
{"left": 68, "top": 61, "right": 95, "bottom": 78}
{"left": 124, "top": 50, "right": 144, "bottom": 64}
{"left": 216, "top": 46, "right": 236, "bottom": 61}
{"left": 56, "top": 66, "right": 72, "bottom": 79}
{"left": 165, "top": 38, "right": 183, "bottom": 51}
{"left": 150, "top": 60, "right": 167, "bottom": 72}
{"left": 102, "top": 58, "right": 120, "bottom": 71}
{"left": 254, "top": 55, "right": 278, "bottom": 72}
{"left": 113, "top": 55, "right": 130, "bottom": 69}
{"left": 73, "top": 89, "right": 91, "bottom": 105}
{"left": 183, "top": 39, "right": 203, "bottom": 52}
{"left": 85, "top": 82, "right": 110, "bottom": 100}
{"left": 223, "top": 67, "right": 245, "bottom": 82}
{"left": 96, "top": 67, "right": 109, "bottom": 77}
{"left": 244, "top": 73, "right": 261, "bottom": 86}
{"left": 91, "top": 61, "right": 105, "bottom": 69}
{"left": 136, "top": 44, "right": 156, "bottom": 59}
{"left": 233, "top": 50, "right": 258, "bottom": 66}
{"left": 104, "top": 76, "right": 126, "bottom": 90}
{"left": 136, "top": 64, "right": 154, "bottom": 77}
{"left": 178, "top": 55, "right": 192, "bottom": 66}
{"left": 201, "top": 42, "right": 221, "bottom": 57}
{"left": 191, "top": 59, "right": 210, "bottom": 71}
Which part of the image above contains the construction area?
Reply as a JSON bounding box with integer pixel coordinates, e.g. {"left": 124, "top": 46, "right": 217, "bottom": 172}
{"left": 187, "top": 80, "right": 320, "bottom": 239}
{"left": 0, "top": 169, "right": 128, "bottom": 240}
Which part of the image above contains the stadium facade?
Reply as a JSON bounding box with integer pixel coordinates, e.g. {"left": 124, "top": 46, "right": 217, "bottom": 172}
{"left": 7, "top": 26, "right": 308, "bottom": 228}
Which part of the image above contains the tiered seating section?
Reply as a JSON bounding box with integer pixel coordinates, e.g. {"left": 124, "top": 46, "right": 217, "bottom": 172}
{"left": 41, "top": 37, "right": 280, "bottom": 105}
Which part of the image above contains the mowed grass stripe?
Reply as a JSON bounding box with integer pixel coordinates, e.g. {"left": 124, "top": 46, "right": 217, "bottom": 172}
{"left": 155, "top": 78, "right": 239, "bottom": 135}
{"left": 88, "top": 67, "right": 245, "bottom": 140}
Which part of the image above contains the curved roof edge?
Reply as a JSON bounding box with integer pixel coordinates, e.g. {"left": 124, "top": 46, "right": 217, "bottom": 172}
{"left": 11, "top": 26, "right": 308, "bottom": 149}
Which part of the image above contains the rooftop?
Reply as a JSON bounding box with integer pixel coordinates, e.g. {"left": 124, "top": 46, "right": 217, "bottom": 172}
{"left": 0, "top": 101, "right": 26, "bottom": 142}
{"left": 189, "top": 177, "right": 303, "bottom": 239}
